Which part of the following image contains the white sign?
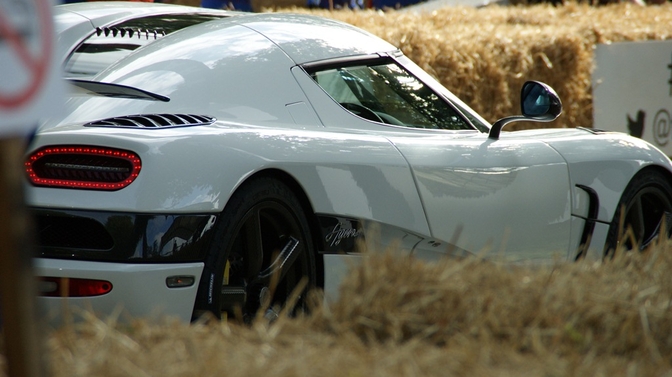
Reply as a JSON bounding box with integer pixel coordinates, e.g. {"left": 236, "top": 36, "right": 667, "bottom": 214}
{"left": 0, "top": 0, "right": 64, "bottom": 135}
{"left": 593, "top": 40, "right": 672, "bottom": 155}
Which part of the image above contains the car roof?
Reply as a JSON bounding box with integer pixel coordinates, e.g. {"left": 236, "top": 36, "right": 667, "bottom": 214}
{"left": 228, "top": 13, "right": 398, "bottom": 64}
{"left": 95, "top": 13, "right": 399, "bottom": 78}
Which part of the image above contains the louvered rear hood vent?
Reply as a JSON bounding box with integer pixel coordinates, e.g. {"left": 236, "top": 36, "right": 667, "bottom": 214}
{"left": 96, "top": 27, "right": 167, "bottom": 40}
{"left": 84, "top": 114, "right": 215, "bottom": 129}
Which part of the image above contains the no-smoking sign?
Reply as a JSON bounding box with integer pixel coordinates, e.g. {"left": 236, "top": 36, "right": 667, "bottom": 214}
{"left": 0, "top": 0, "right": 64, "bottom": 135}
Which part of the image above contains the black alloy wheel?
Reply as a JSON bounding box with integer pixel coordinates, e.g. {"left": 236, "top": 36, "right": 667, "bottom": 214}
{"left": 194, "top": 177, "right": 316, "bottom": 322}
{"left": 605, "top": 169, "right": 672, "bottom": 255}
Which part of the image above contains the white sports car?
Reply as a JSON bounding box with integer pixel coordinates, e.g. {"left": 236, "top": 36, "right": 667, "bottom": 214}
{"left": 31, "top": 9, "right": 672, "bottom": 323}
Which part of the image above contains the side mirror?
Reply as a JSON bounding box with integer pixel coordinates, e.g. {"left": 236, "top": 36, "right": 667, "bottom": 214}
{"left": 488, "top": 81, "right": 562, "bottom": 140}
{"left": 521, "top": 81, "right": 562, "bottom": 119}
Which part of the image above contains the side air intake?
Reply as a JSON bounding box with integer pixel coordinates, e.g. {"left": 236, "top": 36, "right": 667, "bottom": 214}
{"left": 84, "top": 114, "right": 215, "bottom": 129}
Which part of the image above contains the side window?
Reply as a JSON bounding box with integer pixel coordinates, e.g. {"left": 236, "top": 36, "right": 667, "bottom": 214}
{"left": 310, "top": 61, "right": 473, "bottom": 130}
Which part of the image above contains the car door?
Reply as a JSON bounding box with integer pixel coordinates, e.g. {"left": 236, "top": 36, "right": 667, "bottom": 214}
{"left": 298, "top": 54, "right": 574, "bottom": 263}
{"left": 386, "top": 132, "right": 572, "bottom": 263}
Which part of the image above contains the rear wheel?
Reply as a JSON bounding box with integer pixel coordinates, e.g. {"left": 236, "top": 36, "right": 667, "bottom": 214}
{"left": 194, "top": 177, "right": 316, "bottom": 322}
{"left": 605, "top": 170, "right": 672, "bottom": 255}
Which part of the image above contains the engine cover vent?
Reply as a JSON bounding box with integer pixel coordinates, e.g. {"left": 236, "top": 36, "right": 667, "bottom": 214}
{"left": 84, "top": 114, "right": 215, "bottom": 129}
{"left": 96, "top": 27, "right": 167, "bottom": 40}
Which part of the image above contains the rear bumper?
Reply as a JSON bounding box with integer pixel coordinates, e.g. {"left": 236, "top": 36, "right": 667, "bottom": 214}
{"left": 35, "top": 258, "right": 204, "bottom": 326}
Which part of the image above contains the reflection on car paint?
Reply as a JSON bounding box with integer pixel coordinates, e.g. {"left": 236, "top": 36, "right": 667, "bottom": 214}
{"left": 33, "top": 209, "right": 218, "bottom": 262}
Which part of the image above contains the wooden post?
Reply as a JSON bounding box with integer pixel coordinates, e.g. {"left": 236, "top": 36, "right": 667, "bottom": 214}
{"left": 0, "top": 137, "right": 45, "bottom": 377}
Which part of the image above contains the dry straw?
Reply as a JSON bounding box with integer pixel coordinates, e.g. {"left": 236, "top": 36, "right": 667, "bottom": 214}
{"left": 3, "top": 239, "right": 672, "bottom": 376}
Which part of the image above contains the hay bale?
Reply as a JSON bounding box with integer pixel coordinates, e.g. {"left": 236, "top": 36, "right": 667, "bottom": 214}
{"left": 318, "top": 246, "right": 672, "bottom": 359}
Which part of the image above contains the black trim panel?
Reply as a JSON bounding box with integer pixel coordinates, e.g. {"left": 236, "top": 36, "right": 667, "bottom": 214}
{"left": 301, "top": 54, "right": 391, "bottom": 74}
{"left": 316, "top": 214, "right": 473, "bottom": 258}
{"left": 69, "top": 79, "right": 170, "bottom": 102}
{"left": 31, "top": 209, "right": 218, "bottom": 263}
{"left": 574, "top": 184, "right": 600, "bottom": 260}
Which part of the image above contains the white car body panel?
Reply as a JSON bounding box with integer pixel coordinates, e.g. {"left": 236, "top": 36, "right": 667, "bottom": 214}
{"left": 528, "top": 128, "right": 672, "bottom": 221}
{"left": 52, "top": 23, "right": 314, "bottom": 127}
{"left": 30, "top": 10, "right": 672, "bottom": 323}
{"left": 35, "top": 258, "right": 203, "bottom": 323}
{"left": 388, "top": 134, "right": 573, "bottom": 262}
{"left": 54, "top": 2, "right": 234, "bottom": 77}
{"left": 236, "top": 14, "right": 398, "bottom": 63}
{"left": 28, "top": 125, "right": 431, "bottom": 236}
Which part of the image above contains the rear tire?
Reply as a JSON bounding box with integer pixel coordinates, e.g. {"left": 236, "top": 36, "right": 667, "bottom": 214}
{"left": 193, "top": 177, "right": 316, "bottom": 321}
{"left": 605, "top": 169, "right": 672, "bottom": 255}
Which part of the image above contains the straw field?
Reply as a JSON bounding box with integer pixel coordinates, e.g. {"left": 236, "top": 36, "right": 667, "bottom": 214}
{"left": 3, "top": 241, "right": 672, "bottom": 376}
